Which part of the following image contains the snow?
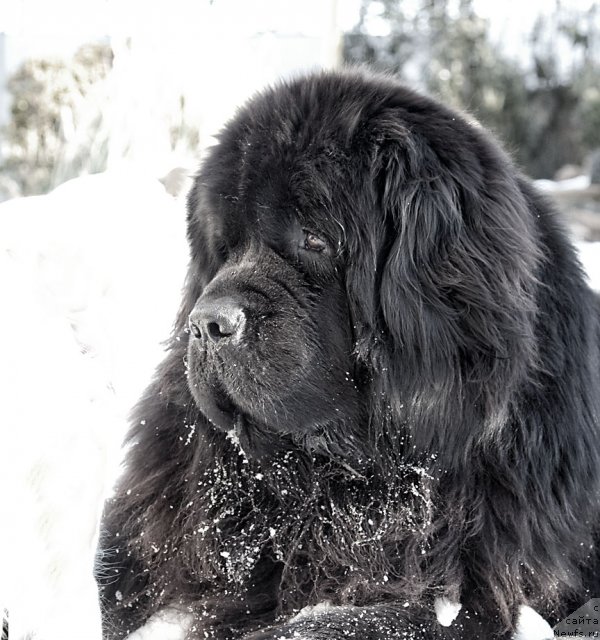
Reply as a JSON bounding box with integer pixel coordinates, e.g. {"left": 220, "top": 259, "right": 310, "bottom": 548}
{"left": 577, "top": 242, "right": 600, "bottom": 291}
{"left": 433, "top": 600, "right": 553, "bottom": 639}
{"left": 0, "top": 170, "right": 189, "bottom": 410}
{"left": 513, "top": 606, "right": 554, "bottom": 640}
{"left": 434, "top": 597, "right": 462, "bottom": 627}
{"left": 534, "top": 175, "right": 591, "bottom": 192}
{"left": 124, "top": 609, "right": 192, "bottom": 640}
{"left": 0, "top": 250, "right": 111, "bottom": 640}
{"left": 290, "top": 601, "right": 335, "bottom": 622}
{"left": 0, "top": 170, "right": 189, "bottom": 640}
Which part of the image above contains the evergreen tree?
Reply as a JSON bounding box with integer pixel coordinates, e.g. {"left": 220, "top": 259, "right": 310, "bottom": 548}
{"left": 343, "top": 0, "right": 600, "bottom": 178}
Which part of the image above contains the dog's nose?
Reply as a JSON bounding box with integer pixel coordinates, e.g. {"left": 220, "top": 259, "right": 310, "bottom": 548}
{"left": 189, "top": 297, "right": 246, "bottom": 344}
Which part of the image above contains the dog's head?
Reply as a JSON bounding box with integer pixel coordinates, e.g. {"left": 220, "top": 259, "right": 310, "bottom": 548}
{"left": 181, "top": 71, "right": 540, "bottom": 465}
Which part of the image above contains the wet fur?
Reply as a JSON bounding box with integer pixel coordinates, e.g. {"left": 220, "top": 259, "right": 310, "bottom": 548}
{"left": 97, "top": 70, "right": 600, "bottom": 639}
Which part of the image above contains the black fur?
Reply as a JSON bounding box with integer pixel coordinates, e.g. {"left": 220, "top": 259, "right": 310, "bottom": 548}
{"left": 97, "top": 70, "right": 600, "bottom": 639}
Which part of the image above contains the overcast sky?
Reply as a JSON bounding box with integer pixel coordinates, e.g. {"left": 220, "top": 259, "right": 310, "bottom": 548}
{"left": 0, "top": 0, "right": 595, "bottom": 41}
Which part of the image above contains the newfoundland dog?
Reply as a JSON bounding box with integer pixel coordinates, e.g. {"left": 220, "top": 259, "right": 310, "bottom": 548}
{"left": 97, "top": 70, "right": 600, "bottom": 640}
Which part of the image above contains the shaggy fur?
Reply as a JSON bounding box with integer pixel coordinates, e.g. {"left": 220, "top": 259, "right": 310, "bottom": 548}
{"left": 97, "top": 70, "right": 600, "bottom": 640}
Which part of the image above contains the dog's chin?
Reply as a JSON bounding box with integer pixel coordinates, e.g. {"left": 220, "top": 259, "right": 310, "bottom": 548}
{"left": 231, "top": 413, "right": 295, "bottom": 460}
{"left": 188, "top": 380, "right": 293, "bottom": 460}
{"left": 188, "top": 378, "right": 236, "bottom": 433}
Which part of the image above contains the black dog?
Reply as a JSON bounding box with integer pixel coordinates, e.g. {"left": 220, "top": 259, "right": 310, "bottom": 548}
{"left": 97, "top": 70, "right": 600, "bottom": 639}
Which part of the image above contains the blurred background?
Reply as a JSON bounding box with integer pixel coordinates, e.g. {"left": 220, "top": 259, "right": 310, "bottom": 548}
{"left": 1, "top": 1, "right": 599, "bottom": 199}
{"left": 0, "top": 2, "right": 599, "bottom": 638}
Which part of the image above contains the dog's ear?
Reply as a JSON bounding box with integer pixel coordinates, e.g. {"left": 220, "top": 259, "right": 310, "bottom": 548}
{"left": 354, "top": 116, "right": 541, "bottom": 461}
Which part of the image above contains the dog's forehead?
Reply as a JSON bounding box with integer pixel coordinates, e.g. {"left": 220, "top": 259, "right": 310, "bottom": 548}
{"left": 203, "top": 136, "right": 356, "bottom": 246}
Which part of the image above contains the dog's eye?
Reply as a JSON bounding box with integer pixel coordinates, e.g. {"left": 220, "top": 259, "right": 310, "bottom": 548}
{"left": 303, "top": 230, "right": 328, "bottom": 253}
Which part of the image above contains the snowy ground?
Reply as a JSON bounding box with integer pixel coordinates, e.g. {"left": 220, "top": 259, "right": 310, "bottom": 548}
{"left": 0, "top": 172, "right": 597, "bottom": 639}
{"left": 0, "top": 171, "right": 189, "bottom": 640}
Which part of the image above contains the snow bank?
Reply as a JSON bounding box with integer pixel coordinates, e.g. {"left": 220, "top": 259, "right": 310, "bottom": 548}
{"left": 0, "top": 253, "right": 112, "bottom": 640}
{"left": 0, "top": 170, "right": 189, "bottom": 640}
{"left": 0, "top": 170, "right": 190, "bottom": 410}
